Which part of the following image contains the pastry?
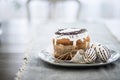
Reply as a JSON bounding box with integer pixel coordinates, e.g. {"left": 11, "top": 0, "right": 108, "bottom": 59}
{"left": 53, "top": 28, "right": 90, "bottom": 60}
{"left": 90, "top": 43, "right": 111, "bottom": 62}
{"left": 96, "top": 45, "right": 110, "bottom": 62}
{"left": 83, "top": 48, "right": 96, "bottom": 63}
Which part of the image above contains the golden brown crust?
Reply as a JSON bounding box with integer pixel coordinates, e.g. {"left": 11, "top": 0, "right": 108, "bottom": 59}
{"left": 56, "top": 38, "right": 73, "bottom": 45}
{"left": 53, "top": 36, "right": 90, "bottom": 48}
{"left": 76, "top": 36, "right": 90, "bottom": 49}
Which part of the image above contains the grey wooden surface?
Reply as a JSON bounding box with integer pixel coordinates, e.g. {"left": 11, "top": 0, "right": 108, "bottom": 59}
{"left": 0, "top": 20, "right": 28, "bottom": 80}
{"left": 17, "top": 21, "right": 120, "bottom": 80}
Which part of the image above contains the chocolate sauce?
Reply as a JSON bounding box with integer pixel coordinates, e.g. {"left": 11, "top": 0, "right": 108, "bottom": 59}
{"left": 55, "top": 28, "right": 87, "bottom": 35}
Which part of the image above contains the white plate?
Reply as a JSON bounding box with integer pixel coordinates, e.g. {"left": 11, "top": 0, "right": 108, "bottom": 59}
{"left": 38, "top": 48, "right": 120, "bottom": 67}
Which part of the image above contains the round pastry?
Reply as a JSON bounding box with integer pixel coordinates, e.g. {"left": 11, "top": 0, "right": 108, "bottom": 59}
{"left": 96, "top": 45, "right": 110, "bottom": 62}
{"left": 83, "top": 48, "right": 96, "bottom": 63}
{"left": 90, "top": 43, "right": 110, "bottom": 62}
{"left": 53, "top": 28, "right": 90, "bottom": 60}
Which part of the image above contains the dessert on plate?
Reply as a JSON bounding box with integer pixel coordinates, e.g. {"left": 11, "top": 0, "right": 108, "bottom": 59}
{"left": 52, "top": 28, "right": 111, "bottom": 64}
{"left": 53, "top": 28, "right": 90, "bottom": 60}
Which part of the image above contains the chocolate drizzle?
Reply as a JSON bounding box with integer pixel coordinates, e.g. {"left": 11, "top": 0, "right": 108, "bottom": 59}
{"left": 55, "top": 28, "right": 87, "bottom": 35}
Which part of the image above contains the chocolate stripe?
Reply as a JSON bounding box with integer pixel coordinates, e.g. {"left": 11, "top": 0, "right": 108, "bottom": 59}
{"left": 89, "top": 49, "right": 94, "bottom": 58}
{"left": 99, "top": 48, "right": 106, "bottom": 61}
{"left": 88, "top": 48, "right": 92, "bottom": 58}
{"left": 103, "top": 46, "right": 109, "bottom": 59}
{"left": 103, "top": 46, "right": 110, "bottom": 58}
{"left": 94, "top": 47, "right": 96, "bottom": 51}
{"left": 103, "top": 50, "right": 108, "bottom": 60}
{"left": 86, "top": 49, "right": 89, "bottom": 55}
{"left": 90, "top": 51, "right": 96, "bottom": 60}
{"left": 91, "top": 44, "right": 93, "bottom": 48}
{"left": 87, "top": 49, "right": 91, "bottom": 57}
{"left": 98, "top": 44, "right": 101, "bottom": 46}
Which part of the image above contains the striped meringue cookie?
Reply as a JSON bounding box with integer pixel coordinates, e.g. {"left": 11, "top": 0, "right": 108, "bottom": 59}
{"left": 96, "top": 45, "right": 110, "bottom": 62}
{"left": 90, "top": 42, "right": 110, "bottom": 62}
{"left": 83, "top": 48, "right": 97, "bottom": 63}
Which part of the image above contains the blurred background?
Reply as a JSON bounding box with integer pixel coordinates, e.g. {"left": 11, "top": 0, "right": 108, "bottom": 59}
{"left": 0, "top": 0, "right": 120, "bottom": 80}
